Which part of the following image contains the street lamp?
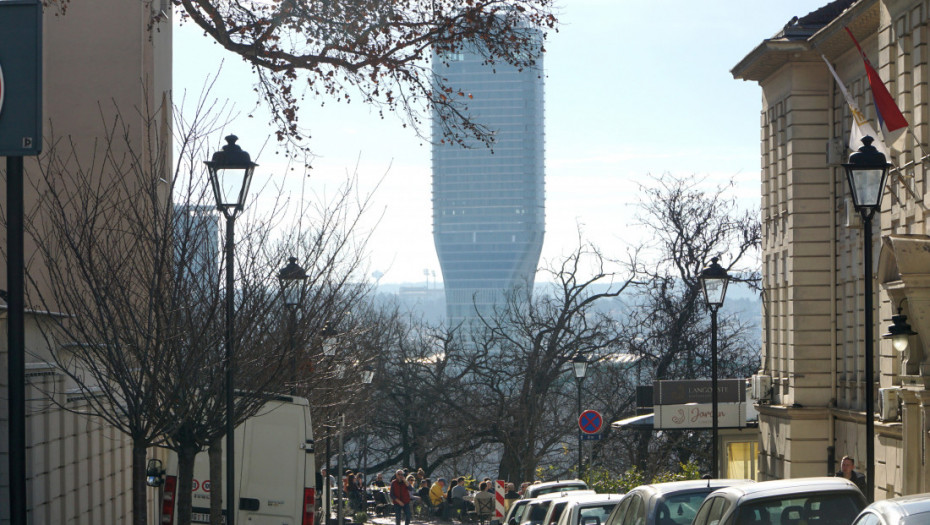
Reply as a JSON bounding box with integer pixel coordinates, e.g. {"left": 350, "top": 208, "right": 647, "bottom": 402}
{"left": 843, "top": 135, "right": 891, "bottom": 502}
{"left": 571, "top": 352, "right": 588, "bottom": 478}
{"left": 882, "top": 305, "right": 917, "bottom": 352}
{"left": 205, "top": 134, "right": 256, "bottom": 525}
{"left": 279, "top": 256, "right": 308, "bottom": 393}
{"left": 700, "top": 256, "right": 730, "bottom": 478}
{"left": 321, "top": 323, "right": 339, "bottom": 525}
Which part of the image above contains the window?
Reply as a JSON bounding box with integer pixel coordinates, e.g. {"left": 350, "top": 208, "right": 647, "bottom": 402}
{"left": 727, "top": 440, "right": 759, "bottom": 480}
{"left": 620, "top": 495, "right": 644, "bottom": 525}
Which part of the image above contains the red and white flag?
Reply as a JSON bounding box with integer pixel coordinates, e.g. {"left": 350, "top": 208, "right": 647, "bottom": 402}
{"left": 845, "top": 27, "right": 909, "bottom": 150}
{"left": 822, "top": 55, "right": 886, "bottom": 155}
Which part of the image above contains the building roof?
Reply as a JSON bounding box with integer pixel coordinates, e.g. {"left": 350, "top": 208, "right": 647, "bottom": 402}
{"left": 731, "top": 0, "right": 878, "bottom": 82}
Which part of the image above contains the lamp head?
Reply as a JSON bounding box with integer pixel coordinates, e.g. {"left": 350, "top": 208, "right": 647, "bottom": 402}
{"left": 204, "top": 135, "right": 256, "bottom": 218}
{"left": 842, "top": 136, "right": 891, "bottom": 216}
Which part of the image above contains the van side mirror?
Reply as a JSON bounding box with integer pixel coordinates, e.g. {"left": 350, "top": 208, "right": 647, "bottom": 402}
{"left": 146, "top": 458, "right": 165, "bottom": 487}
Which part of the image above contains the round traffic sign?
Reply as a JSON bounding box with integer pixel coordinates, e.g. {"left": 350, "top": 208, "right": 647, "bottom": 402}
{"left": 578, "top": 410, "right": 602, "bottom": 434}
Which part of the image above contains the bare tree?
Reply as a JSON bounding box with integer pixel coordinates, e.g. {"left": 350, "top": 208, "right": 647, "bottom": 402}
{"left": 592, "top": 174, "right": 761, "bottom": 478}
{"left": 438, "top": 241, "right": 634, "bottom": 482}
{"left": 19, "top": 95, "right": 373, "bottom": 524}
{"left": 174, "top": 0, "right": 558, "bottom": 153}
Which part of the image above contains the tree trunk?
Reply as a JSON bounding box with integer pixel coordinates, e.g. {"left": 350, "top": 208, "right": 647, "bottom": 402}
{"left": 210, "top": 437, "right": 224, "bottom": 525}
{"left": 177, "top": 442, "right": 198, "bottom": 525}
{"left": 132, "top": 440, "right": 148, "bottom": 525}
{"left": 498, "top": 441, "right": 535, "bottom": 483}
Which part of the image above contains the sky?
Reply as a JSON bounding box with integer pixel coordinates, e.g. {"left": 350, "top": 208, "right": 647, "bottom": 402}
{"left": 174, "top": 1, "right": 823, "bottom": 286}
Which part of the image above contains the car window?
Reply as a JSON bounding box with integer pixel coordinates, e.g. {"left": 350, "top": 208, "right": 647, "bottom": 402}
{"left": 706, "top": 497, "right": 730, "bottom": 525}
{"left": 510, "top": 501, "right": 530, "bottom": 525}
{"left": 549, "top": 502, "right": 568, "bottom": 525}
{"left": 658, "top": 491, "right": 714, "bottom": 525}
{"left": 577, "top": 504, "right": 619, "bottom": 525}
{"left": 606, "top": 497, "right": 632, "bottom": 525}
{"left": 526, "top": 502, "right": 552, "bottom": 524}
{"left": 852, "top": 512, "right": 883, "bottom": 525}
{"left": 691, "top": 497, "right": 716, "bottom": 525}
{"left": 735, "top": 492, "right": 863, "bottom": 525}
{"left": 903, "top": 511, "right": 930, "bottom": 525}
{"left": 621, "top": 495, "right": 644, "bottom": 525}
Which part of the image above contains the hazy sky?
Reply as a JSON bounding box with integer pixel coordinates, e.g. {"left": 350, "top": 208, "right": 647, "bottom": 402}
{"left": 174, "top": 1, "right": 822, "bottom": 285}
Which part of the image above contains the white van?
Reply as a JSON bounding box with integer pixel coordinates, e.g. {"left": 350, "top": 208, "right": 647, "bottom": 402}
{"left": 157, "top": 395, "right": 317, "bottom": 525}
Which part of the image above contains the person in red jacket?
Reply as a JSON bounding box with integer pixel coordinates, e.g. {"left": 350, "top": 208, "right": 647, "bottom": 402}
{"left": 390, "top": 469, "right": 412, "bottom": 525}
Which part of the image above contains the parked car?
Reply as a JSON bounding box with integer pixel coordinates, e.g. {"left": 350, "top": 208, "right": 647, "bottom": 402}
{"left": 519, "top": 491, "right": 599, "bottom": 525}
{"left": 504, "top": 481, "right": 591, "bottom": 525}
{"left": 604, "top": 479, "right": 754, "bottom": 525}
{"left": 553, "top": 494, "right": 625, "bottom": 525}
{"left": 691, "top": 477, "right": 866, "bottom": 525}
{"left": 852, "top": 493, "right": 930, "bottom": 525}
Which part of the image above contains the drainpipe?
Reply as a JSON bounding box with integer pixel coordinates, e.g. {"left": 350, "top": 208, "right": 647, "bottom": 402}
{"left": 828, "top": 68, "right": 838, "bottom": 469}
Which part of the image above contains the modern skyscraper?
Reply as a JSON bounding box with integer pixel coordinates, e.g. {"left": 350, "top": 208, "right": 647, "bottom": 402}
{"left": 431, "top": 31, "right": 545, "bottom": 326}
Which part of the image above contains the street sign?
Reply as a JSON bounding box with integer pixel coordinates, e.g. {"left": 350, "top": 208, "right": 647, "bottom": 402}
{"left": 581, "top": 433, "right": 602, "bottom": 441}
{"left": 578, "top": 410, "right": 603, "bottom": 434}
{"left": 0, "top": 0, "right": 42, "bottom": 156}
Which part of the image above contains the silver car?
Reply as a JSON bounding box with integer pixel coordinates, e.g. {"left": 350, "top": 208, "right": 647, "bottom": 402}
{"left": 852, "top": 493, "right": 930, "bottom": 525}
{"left": 605, "top": 479, "right": 754, "bottom": 525}
{"left": 691, "top": 477, "right": 866, "bottom": 525}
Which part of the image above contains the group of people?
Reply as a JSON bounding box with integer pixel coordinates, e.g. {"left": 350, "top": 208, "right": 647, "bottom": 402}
{"left": 321, "top": 466, "right": 541, "bottom": 525}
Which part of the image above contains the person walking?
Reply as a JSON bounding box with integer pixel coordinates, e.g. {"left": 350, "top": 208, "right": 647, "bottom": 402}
{"left": 834, "top": 455, "right": 867, "bottom": 493}
{"left": 391, "top": 469, "right": 412, "bottom": 525}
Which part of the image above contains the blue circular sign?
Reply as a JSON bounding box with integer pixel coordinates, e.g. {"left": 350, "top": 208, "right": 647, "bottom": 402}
{"left": 578, "top": 410, "right": 602, "bottom": 434}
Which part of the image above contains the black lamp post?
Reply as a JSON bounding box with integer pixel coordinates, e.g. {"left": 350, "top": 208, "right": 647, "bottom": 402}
{"left": 700, "top": 256, "right": 730, "bottom": 478}
{"left": 279, "top": 256, "right": 308, "bottom": 393}
{"left": 843, "top": 135, "right": 891, "bottom": 502}
{"left": 206, "top": 134, "right": 256, "bottom": 525}
{"left": 571, "top": 352, "right": 588, "bottom": 478}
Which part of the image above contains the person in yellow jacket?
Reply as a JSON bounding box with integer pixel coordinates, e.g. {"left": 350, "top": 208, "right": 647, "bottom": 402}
{"left": 429, "top": 478, "right": 448, "bottom": 518}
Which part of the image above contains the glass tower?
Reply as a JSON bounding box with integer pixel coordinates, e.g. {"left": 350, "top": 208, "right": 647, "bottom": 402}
{"left": 431, "top": 33, "right": 545, "bottom": 326}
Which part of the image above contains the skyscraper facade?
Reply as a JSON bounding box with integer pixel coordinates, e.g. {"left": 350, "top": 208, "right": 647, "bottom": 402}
{"left": 431, "top": 33, "right": 545, "bottom": 326}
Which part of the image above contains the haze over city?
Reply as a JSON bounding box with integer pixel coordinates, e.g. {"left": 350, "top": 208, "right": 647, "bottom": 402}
{"left": 174, "top": 1, "right": 820, "bottom": 285}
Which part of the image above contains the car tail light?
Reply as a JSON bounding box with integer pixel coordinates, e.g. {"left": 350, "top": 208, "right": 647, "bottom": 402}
{"left": 161, "top": 475, "right": 177, "bottom": 525}
{"left": 302, "top": 487, "right": 316, "bottom": 525}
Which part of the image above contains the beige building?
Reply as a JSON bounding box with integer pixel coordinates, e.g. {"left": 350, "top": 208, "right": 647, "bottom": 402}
{"left": 733, "top": 0, "right": 930, "bottom": 499}
{"left": 1, "top": 0, "right": 171, "bottom": 522}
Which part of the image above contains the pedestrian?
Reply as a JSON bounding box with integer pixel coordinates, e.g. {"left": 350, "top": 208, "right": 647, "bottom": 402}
{"left": 391, "top": 469, "right": 413, "bottom": 525}
{"left": 835, "top": 455, "right": 867, "bottom": 493}
{"left": 483, "top": 477, "right": 494, "bottom": 493}
{"left": 504, "top": 482, "right": 520, "bottom": 512}
{"left": 373, "top": 473, "right": 387, "bottom": 488}
{"left": 474, "top": 482, "right": 495, "bottom": 517}
{"left": 430, "top": 478, "right": 448, "bottom": 519}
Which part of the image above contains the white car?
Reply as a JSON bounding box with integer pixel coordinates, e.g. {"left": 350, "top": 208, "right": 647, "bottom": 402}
{"left": 552, "top": 494, "right": 624, "bottom": 525}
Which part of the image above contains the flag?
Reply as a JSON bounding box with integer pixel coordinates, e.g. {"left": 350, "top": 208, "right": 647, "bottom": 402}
{"left": 821, "top": 55, "right": 886, "bottom": 155}
{"left": 845, "top": 27, "right": 908, "bottom": 149}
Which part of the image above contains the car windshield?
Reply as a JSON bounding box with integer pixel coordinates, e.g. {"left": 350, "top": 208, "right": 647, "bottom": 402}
{"left": 526, "top": 503, "right": 551, "bottom": 524}
{"left": 735, "top": 493, "right": 863, "bottom": 525}
{"left": 657, "top": 491, "right": 714, "bottom": 525}
{"left": 576, "top": 504, "right": 617, "bottom": 525}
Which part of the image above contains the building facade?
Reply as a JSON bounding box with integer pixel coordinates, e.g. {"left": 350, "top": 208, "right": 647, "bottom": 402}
{"left": 0, "top": 1, "right": 171, "bottom": 522}
{"left": 431, "top": 34, "right": 546, "bottom": 326}
{"left": 734, "top": 0, "right": 930, "bottom": 499}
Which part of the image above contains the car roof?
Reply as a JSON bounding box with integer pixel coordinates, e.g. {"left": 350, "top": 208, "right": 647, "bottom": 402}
{"left": 863, "top": 493, "right": 930, "bottom": 517}
{"left": 532, "top": 480, "right": 587, "bottom": 489}
{"left": 708, "top": 477, "right": 859, "bottom": 501}
{"left": 633, "top": 479, "right": 755, "bottom": 497}
{"left": 567, "top": 495, "right": 624, "bottom": 504}
{"left": 534, "top": 490, "right": 597, "bottom": 501}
